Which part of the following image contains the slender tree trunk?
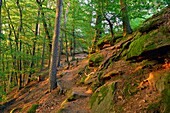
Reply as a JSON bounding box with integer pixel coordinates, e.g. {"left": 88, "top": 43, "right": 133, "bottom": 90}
{"left": 0, "top": 0, "right": 1, "bottom": 38}
{"left": 16, "top": 0, "right": 23, "bottom": 90}
{"left": 91, "top": 12, "right": 102, "bottom": 53}
{"left": 120, "top": 0, "right": 133, "bottom": 36}
{"left": 103, "top": 14, "right": 115, "bottom": 44}
{"left": 70, "top": 38, "right": 73, "bottom": 56}
{"left": 41, "top": 36, "right": 46, "bottom": 71}
{"left": 41, "top": 7, "right": 52, "bottom": 68}
{"left": 49, "top": 0, "right": 62, "bottom": 91}
{"left": 27, "top": 0, "right": 41, "bottom": 84}
{"left": 57, "top": 38, "right": 62, "bottom": 67}
{"left": 63, "top": 2, "right": 70, "bottom": 68}
{"left": 0, "top": 0, "right": 1, "bottom": 34}
{"left": 4, "top": 0, "right": 18, "bottom": 88}
{"left": 72, "top": 25, "right": 76, "bottom": 60}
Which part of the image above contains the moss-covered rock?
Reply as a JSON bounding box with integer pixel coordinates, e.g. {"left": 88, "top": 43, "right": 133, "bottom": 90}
{"left": 27, "top": 104, "right": 39, "bottom": 113}
{"left": 97, "top": 34, "right": 123, "bottom": 50}
{"left": 146, "top": 70, "right": 170, "bottom": 113}
{"left": 97, "top": 35, "right": 112, "bottom": 49}
{"left": 126, "top": 27, "right": 170, "bottom": 60}
{"left": 124, "top": 6, "right": 170, "bottom": 61}
{"left": 90, "top": 82, "right": 116, "bottom": 113}
{"left": 89, "top": 53, "right": 104, "bottom": 67}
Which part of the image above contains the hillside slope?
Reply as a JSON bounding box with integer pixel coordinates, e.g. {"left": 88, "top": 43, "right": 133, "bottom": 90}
{"left": 0, "top": 6, "right": 170, "bottom": 113}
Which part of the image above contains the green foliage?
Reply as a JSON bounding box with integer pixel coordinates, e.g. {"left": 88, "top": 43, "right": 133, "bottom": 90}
{"left": 0, "top": 33, "right": 5, "bottom": 40}
{"left": 27, "top": 104, "right": 39, "bottom": 113}
{"left": 0, "top": 86, "right": 6, "bottom": 102}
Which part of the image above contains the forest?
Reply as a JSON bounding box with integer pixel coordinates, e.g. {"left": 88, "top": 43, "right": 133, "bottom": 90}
{"left": 0, "top": 0, "right": 170, "bottom": 113}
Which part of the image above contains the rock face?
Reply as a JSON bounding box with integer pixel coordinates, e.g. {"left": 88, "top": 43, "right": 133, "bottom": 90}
{"left": 124, "top": 7, "right": 170, "bottom": 61}
{"left": 90, "top": 82, "right": 116, "bottom": 113}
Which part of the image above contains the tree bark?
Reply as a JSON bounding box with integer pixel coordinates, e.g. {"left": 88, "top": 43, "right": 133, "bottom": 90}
{"left": 63, "top": 2, "right": 70, "bottom": 68}
{"left": 49, "top": 0, "right": 62, "bottom": 91}
{"left": 0, "top": 0, "right": 2, "bottom": 34}
{"left": 91, "top": 12, "right": 102, "bottom": 53}
{"left": 27, "top": 0, "right": 41, "bottom": 84}
{"left": 120, "top": 0, "right": 133, "bottom": 36}
{"left": 0, "top": 0, "right": 2, "bottom": 73}
{"left": 41, "top": 6, "right": 52, "bottom": 68}
{"left": 72, "top": 25, "right": 76, "bottom": 60}
{"left": 40, "top": 36, "right": 46, "bottom": 71}
{"left": 16, "top": 0, "right": 23, "bottom": 90}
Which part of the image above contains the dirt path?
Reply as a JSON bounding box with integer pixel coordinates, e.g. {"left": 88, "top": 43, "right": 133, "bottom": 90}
{"left": 37, "top": 55, "right": 91, "bottom": 113}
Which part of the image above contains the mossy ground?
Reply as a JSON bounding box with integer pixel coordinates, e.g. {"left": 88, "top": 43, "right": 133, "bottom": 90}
{"left": 90, "top": 82, "right": 116, "bottom": 113}
{"left": 89, "top": 53, "right": 104, "bottom": 67}
{"left": 27, "top": 104, "right": 39, "bottom": 113}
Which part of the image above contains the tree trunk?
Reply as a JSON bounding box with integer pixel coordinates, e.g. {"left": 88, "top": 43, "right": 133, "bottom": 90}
{"left": 27, "top": 0, "right": 41, "bottom": 84}
{"left": 49, "top": 0, "right": 62, "bottom": 91}
{"left": 0, "top": 0, "right": 2, "bottom": 74}
{"left": 0, "top": 0, "right": 1, "bottom": 33}
{"left": 91, "top": 12, "right": 102, "bottom": 53}
{"left": 16, "top": 0, "right": 23, "bottom": 90}
{"left": 57, "top": 39, "right": 62, "bottom": 67}
{"left": 41, "top": 36, "right": 46, "bottom": 71}
{"left": 103, "top": 14, "right": 115, "bottom": 44}
{"left": 72, "top": 25, "right": 76, "bottom": 60}
{"left": 63, "top": 2, "right": 70, "bottom": 68}
{"left": 120, "top": 0, "right": 133, "bottom": 36}
{"left": 41, "top": 7, "right": 52, "bottom": 68}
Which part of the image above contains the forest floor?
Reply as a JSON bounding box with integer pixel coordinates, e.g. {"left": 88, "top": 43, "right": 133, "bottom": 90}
{"left": 0, "top": 46, "right": 165, "bottom": 113}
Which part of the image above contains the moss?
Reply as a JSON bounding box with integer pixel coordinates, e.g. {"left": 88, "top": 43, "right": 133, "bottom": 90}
{"left": 90, "top": 82, "right": 116, "bottom": 113}
{"left": 146, "top": 71, "right": 170, "bottom": 113}
{"left": 57, "top": 108, "right": 68, "bottom": 113}
{"left": 91, "top": 81, "right": 101, "bottom": 92}
{"left": 27, "top": 104, "right": 39, "bottom": 113}
{"left": 161, "top": 89, "right": 170, "bottom": 113}
{"left": 97, "top": 35, "right": 112, "bottom": 47}
{"left": 147, "top": 102, "right": 160, "bottom": 113}
{"left": 90, "top": 85, "right": 108, "bottom": 108}
{"left": 89, "top": 53, "right": 104, "bottom": 67}
{"left": 160, "top": 72, "right": 170, "bottom": 113}
{"left": 67, "top": 94, "right": 76, "bottom": 102}
{"left": 126, "top": 27, "right": 170, "bottom": 60}
{"left": 79, "top": 75, "right": 87, "bottom": 84}
{"left": 123, "top": 82, "right": 132, "bottom": 98}
{"left": 123, "top": 76, "right": 139, "bottom": 98}
{"left": 126, "top": 32, "right": 150, "bottom": 59}
{"left": 97, "top": 71, "right": 103, "bottom": 82}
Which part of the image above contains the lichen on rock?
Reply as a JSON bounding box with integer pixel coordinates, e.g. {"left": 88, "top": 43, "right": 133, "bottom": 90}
{"left": 90, "top": 82, "right": 116, "bottom": 113}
